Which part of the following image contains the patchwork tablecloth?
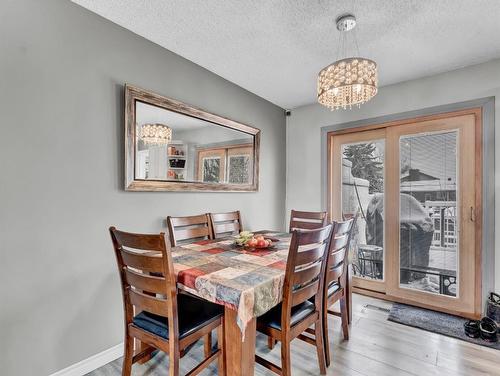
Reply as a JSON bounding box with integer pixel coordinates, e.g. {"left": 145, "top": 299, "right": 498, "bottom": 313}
{"left": 172, "top": 231, "right": 292, "bottom": 333}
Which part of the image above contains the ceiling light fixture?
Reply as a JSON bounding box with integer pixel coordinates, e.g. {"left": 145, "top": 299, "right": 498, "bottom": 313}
{"left": 139, "top": 123, "right": 172, "bottom": 145}
{"left": 317, "top": 14, "right": 378, "bottom": 110}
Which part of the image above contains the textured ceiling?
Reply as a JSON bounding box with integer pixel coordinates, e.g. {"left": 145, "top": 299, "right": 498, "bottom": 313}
{"left": 73, "top": 0, "right": 500, "bottom": 109}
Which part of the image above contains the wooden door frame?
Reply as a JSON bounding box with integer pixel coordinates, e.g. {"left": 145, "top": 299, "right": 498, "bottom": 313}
{"left": 326, "top": 107, "right": 484, "bottom": 319}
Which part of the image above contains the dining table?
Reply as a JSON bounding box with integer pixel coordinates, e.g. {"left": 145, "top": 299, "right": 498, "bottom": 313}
{"left": 155, "top": 230, "right": 352, "bottom": 375}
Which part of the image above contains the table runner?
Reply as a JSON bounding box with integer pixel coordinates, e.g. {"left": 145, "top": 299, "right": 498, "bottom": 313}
{"left": 172, "top": 231, "right": 291, "bottom": 333}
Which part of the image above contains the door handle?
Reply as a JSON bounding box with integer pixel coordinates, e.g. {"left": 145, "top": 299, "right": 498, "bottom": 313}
{"left": 470, "top": 206, "right": 475, "bottom": 222}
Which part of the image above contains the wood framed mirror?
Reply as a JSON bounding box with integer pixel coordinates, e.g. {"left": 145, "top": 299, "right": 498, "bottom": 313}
{"left": 125, "top": 85, "right": 260, "bottom": 191}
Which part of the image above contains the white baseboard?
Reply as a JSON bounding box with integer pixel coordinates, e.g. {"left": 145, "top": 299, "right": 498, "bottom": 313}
{"left": 49, "top": 342, "right": 124, "bottom": 376}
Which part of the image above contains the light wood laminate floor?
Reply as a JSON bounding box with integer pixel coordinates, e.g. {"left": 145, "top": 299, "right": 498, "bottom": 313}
{"left": 88, "top": 294, "right": 500, "bottom": 375}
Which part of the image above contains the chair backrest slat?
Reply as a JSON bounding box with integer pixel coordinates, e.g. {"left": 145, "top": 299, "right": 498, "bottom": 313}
{"left": 291, "top": 220, "right": 324, "bottom": 230}
{"left": 120, "top": 248, "right": 164, "bottom": 274}
{"left": 293, "top": 261, "right": 323, "bottom": 286}
{"left": 295, "top": 244, "right": 325, "bottom": 265}
{"left": 214, "top": 222, "right": 238, "bottom": 235}
{"left": 335, "top": 220, "right": 353, "bottom": 236}
{"left": 173, "top": 227, "right": 212, "bottom": 242}
{"left": 296, "top": 228, "right": 331, "bottom": 246}
{"left": 282, "top": 224, "right": 333, "bottom": 326}
{"left": 289, "top": 210, "right": 328, "bottom": 232}
{"left": 327, "top": 263, "right": 345, "bottom": 282}
{"left": 169, "top": 214, "right": 209, "bottom": 227}
{"left": 327, "top": 245, "right": 347, "bottom": 271}
{"left": 129, "top": 289, "right": 170, "bottom": 317}
{"left": 211, "top": 211, "right": 239, "bottom": 222}
{"left": 124, "top": 268, "right": 168, "bottom": 295}
{"left": 291, "top": 279, "right": 320, "bottom": 306}
{"left": 112, "top": 230, "right": 165, "bottom": 251}
{"left": 209, "top": 211, "right": 242, "bottom": 238}
{"left": 167, "top": 214, "right": 212, "bottom": 246}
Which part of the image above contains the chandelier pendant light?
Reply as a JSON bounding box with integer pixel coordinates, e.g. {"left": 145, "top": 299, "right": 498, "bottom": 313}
{"left": 317, "top": 14, "right": 378, "bottom": 110}
{"left": 139, "top": 123, "right": 172, "bottom": 145}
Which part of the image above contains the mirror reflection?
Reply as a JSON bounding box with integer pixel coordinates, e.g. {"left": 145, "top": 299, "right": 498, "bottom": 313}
{"left": 134, "top": 101, "right": 255, "bottom": 184}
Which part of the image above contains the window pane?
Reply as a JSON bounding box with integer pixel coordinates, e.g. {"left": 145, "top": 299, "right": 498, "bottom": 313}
{"left": 202, "top": 157, "right": 221, "bottom": 182}
{"left": 228, "top": 155, "right": 250, "bottom": 184}
{"left": 399, "top": 131, "right": 458, "bottom": 297}
{"left": 342, "top": 140, "right": 385, "bottom": 281}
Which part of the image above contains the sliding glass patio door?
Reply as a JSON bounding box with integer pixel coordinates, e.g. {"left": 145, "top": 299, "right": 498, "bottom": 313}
{"left": 328, "top": 110, "right": 482, "bottom": 318}
{"left": 330, "top": 129, "right": 387, "bottom": 294}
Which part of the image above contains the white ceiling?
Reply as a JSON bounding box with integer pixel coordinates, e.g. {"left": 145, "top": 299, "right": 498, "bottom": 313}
{"left": 73, "top": 0, "right": 500, "bottom": 109}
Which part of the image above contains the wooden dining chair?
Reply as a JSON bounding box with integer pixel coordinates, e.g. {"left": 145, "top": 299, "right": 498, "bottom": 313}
{"left": 266, "top": 210, "right": 329, "bottom": 353}
{"left": 109, "top": 227, "right": 225, "bottom": 376}
{"left": 209, "top": 211, "right": 242, "bottom": 238}
{"left": 321, "top": 219, "right": 355, "bottom": 367}
{"left": 289, "top": 210, "right": 328, "bottom": 232}
{"left": 255, "top": 224, "right": 333, "bottom": 376}
{"left": 166, "top": 214, "right": 213, "bottom": 246}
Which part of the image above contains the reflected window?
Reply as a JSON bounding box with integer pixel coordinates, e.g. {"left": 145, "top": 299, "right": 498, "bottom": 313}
{"left": 228, "top": 155, "right": 250, "bottom": 184}
{"left": 202, "top": 157, "right": 222, "bottom": 183}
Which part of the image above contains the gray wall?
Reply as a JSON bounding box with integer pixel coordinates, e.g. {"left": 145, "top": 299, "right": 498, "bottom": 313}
{"left": 0, "top": 1, "right": 286, "bottom": 375}
{"left": 287, "top": 59, "right": 500, "bottom": 293}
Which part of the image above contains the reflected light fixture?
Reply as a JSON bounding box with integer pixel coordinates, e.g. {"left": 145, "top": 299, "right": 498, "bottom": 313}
{"left": 139, "top": 123, "right": 172, "bottom": 145}
{"left": 317, "top": 14, "right": 378, "bottom": 110}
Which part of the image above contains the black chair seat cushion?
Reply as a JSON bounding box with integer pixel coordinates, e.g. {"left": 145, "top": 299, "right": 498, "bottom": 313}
{"left": 132, "top": 294, "right": 223, "bottom": 340}
{"left": 257, "top": 300, "right": 315, "bottom": 331}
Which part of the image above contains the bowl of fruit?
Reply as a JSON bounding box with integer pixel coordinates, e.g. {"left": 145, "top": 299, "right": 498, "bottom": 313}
{"left": 234, "top": 232, "right": 278, "bottom": 249}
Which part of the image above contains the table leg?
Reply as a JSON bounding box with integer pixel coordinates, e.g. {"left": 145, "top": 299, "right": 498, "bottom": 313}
{"left": 224, "top": 307, "right": 256, "bottom": 376}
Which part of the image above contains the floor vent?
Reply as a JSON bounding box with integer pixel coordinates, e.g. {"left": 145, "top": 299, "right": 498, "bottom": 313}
{"left": 363, "top": 304, "right": 391, "bottom": 313}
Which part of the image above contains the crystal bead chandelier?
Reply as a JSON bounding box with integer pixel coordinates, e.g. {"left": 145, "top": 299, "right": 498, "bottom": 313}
{"left": 317, "top": 14, "right": 378, "bottom": 110}
{"left": 139, "top": 123, "right": 172, "bottom": 145}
